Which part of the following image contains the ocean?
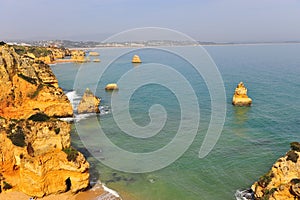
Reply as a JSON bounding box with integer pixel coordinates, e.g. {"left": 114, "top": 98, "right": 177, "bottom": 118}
{"left": 51, "top": 44, "right": 300, "bottom": 200}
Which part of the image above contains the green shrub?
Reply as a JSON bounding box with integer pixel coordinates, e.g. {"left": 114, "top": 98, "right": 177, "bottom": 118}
{"left": 28, "top": 113, "right": 50, "bottom": 122}
{"left": 54, "top": 128, "right": 60, "bottom": 134}
{"left": 258, "top": 172, "right": 274, "bottom": 188}
{"left": 290, "top": 142, "right": 300, "bottom": 152}
{"left": 286, "top": 150, "right": 299, "bottom": 163}
{"left": 63, "top": 147, "right": 79, "bottom": 162}
{"left": 3, "top": 181, "right": 12, "bottom": 190}
{"left": 17, "top": 73, "right": 37, "bottom": 84}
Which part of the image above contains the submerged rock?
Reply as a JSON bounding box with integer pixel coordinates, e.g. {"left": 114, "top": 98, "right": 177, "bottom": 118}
{"left": 251, "top": 142, "right": 300, "bottom": 200}
{"left": 132, "top": 55, "right": 142, "bottom": 63}
{"left": 232, "top": 82, "right": 252, "bottom": 106}
{"left": 105, "top": 83, "right": 119, "bottom": 91}
{"left": 77, "top": 88, "right": 101, "bottom": 114}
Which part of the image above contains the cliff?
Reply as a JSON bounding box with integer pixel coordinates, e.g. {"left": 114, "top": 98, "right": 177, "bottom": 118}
{"left": 251, "top": 142, "right": 300, "bottom": 200}
{"left": 77, "top": 88, "right": 101, "bottom": 114}
{"left": 0, "top": 44, "right": 73, "bottom": 119}
{"left": 232, "top": 82, "right": 252, "bottom": 106}
{"left": 0, "top": 44, "right": 90, "bottom": 197}
{"left": 0, "top": 117, "right": 89, "bottom": 197}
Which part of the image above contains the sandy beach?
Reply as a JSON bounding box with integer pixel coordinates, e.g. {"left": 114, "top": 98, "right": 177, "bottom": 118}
{"left": 0, "top": 183, "right": 121, "bottom": 200}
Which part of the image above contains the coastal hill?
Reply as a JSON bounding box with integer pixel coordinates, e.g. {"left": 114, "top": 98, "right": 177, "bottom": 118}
{"left": 0, "top": 44, "right": 73, "bottom": 119}
{"left": 0, "top": 44, "right": 89, "bottom": 197}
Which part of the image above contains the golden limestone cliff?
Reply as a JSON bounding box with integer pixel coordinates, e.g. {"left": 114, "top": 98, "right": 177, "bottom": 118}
{"left": 232, "top": 82, "right": 252, "bottom": 106}
{"left": 251, "top": 142, "right": 300, "bottom": 200}
{"left": 77, "top": 88, "right": 101, "bottom": 114}
{"left": 0, "top": 45, "right": 73, "bottom": 119}
{"left": 0, "top": 44, "right": 90, "bottom": 197}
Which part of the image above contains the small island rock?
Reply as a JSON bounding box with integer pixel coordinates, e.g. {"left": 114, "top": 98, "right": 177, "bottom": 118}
{"left": 105, "top": 83, "right": 119, "bottom": 91}
{"left": 232, "top": 82, "right": 252, "bottom": 106}
{"left": 77, "top": 88, "right": 101, "bottom": 114}
{"left": 132, "top": 55, "right": 142, "bottom": 63}
{"left": 89, "top": 51, "right": 100, "bottom": 56}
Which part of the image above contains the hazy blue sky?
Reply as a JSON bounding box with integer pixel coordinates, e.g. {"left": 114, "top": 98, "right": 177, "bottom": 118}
{"left": 1, "top": 0, "right": 300, "bottom": 42}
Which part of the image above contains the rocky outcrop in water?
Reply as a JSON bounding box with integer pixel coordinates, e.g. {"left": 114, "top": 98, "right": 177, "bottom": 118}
{"left": 232, "top": 82, "right": 252, "bottom": 106}
{"left": 71, "top": 50, "right": 87, "bottom": 62}
{"left": 0, "top": 44, "right": 73, "bottom": 119}
{"left": 0, "top": 44, "right": 90, "bottom": 197}
{"left": 251, "top": 142, "right": 300, "bottom": 200}
{"left": 132, "top": 55, "right": 142, "bottom": 63}
{"left": 105, "top": 83, "right": 119, "bottom": 91}
{"left": 77, "top": 88, "right": 101, "bottom": 114}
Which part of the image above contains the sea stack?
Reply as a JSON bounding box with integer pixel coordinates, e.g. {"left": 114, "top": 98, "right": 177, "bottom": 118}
{"left": 105, "top": 83, "right": 119, "bottom": 91}
{"left": 132, "top": 55, "right": 142, "bottom": 63}
{"left": 251, "top": 142, "right": 300, "bottom": 200}
{"left": 77, "top": 88, "right": 101, "bottom": 114}
{"left": 232, "top": 82, "right": 252, "bottom": 106}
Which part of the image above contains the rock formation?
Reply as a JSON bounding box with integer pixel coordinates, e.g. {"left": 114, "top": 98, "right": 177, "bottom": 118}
{"left": 105, "top": 83, "right": 119, "bottom": 91}
{"left": 132, "top": 55, "right": 142, "bottom": 63}
{"left": 89, "top": 51, "right": 100, "bottom": 56}
{"left": 251, "top": 142, "right": 300, "bottom": 200}
{"left": 0, "top": 45, "right": 73, "bottom": 119}
{"left": 0, "top": 117, "right": 89, "bottom": 197}
{"left": 93, "top": 58, "right": 101, "bottom": 62}
{"left": 77, "top": 88, "right": 101, "bottom": 114}
{"left": 71, "top": 50, "right": 87, "bottom": 62}
{"left": 0, "top": 44, "right": 90, "bottom": 197}
{"left": 232, "top": 82, "right": 252, "bottom": 106}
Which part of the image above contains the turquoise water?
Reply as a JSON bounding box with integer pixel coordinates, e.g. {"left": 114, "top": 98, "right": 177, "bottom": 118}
{"left": 51, "top": 44, "right": 300, "bottom": 200}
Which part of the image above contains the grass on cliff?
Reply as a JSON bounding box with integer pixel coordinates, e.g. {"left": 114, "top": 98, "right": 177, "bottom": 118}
{"left": 13, "top": 45, "right": 52, "bottom": 57}
{"left": 63, "top": 147, "right": 79, "bottom": 162}
{"left": 258, "top": 171, "right": 274, "bottom": 188}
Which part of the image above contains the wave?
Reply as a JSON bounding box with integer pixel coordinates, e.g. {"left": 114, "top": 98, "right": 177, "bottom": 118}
{"left": 235, "top": 188, "right": 254, "bottom": 200}
{"left": 60, "top": 90, "right": 110, "bottom": 122}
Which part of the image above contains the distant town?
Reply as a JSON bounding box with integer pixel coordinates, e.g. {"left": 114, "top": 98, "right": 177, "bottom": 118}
{"left": 5, "top": 39, "right": 300, "bottom": 49}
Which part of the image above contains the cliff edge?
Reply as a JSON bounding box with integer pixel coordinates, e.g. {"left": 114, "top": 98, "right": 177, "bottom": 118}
{"left": 251, "top": 142, "right": 300, "bottom": 200}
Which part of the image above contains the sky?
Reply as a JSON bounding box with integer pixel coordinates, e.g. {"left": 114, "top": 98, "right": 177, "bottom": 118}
{"left": 1, "top": 0, "right": 300, "bottom": 42}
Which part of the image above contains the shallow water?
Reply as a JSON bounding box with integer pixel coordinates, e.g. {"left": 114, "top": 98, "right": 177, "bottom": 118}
{"left": 52, "top": 44, "right": 300, "bottom": 200}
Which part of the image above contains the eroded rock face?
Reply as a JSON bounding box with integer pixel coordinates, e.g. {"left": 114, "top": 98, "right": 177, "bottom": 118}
{"left": 251, "top": 142, "right": 300, "bottom": 200}
{"left": 0, "top": 45, "right": 73, "bottom": 119}
{"left": 77, "top": 88, "right": 101, "bottom": 114}
{"left": 0, "top": 118, "right": 89, "bottom": 197}
{"left": 232, "top": 82, "right": 252, "bottom": 106}
{"left": 0, "top": 45, "right": 90, "bottom": 197}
